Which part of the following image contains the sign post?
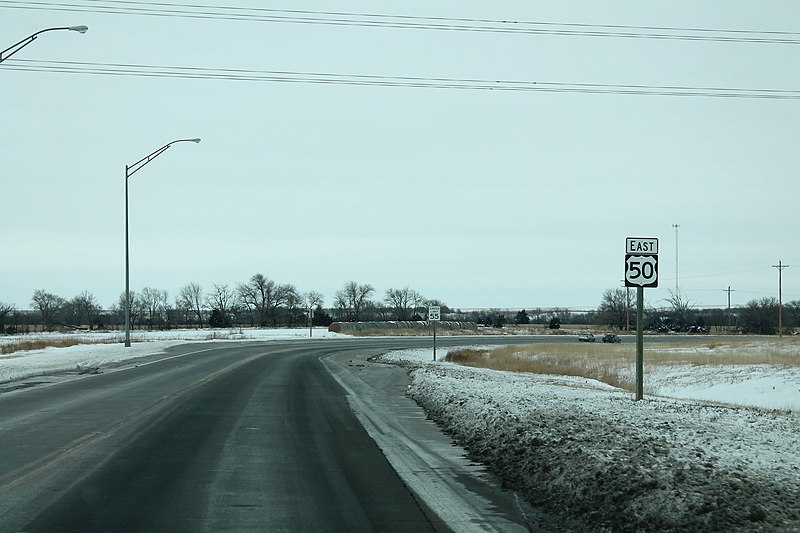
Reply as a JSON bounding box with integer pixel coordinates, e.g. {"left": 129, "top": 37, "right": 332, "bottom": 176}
{"left": 624, "top": 238, "right": 658, "bottom": 401}
{"left": 428, "top": 305, "right": 441, "bottom": 361}
{"left": 309, "top": 308, "right": 314, "bottom": 338}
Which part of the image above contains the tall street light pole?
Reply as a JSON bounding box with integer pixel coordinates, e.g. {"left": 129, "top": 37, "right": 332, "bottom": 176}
{"left": 125, "top": 138, "right": 201, "bottom": 347}
{"left": 0, "top": 26, "right": 88, "bottom": 64}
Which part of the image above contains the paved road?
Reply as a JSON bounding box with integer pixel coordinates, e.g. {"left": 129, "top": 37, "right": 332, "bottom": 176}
{"left": 0, "top": 337, "right": 553, "bottom": 532}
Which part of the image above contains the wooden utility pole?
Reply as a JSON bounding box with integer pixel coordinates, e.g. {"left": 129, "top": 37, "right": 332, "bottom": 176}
{"left": 723, "top": 286, "right": 735, "bottom": 332}
{"left": 773, "top": 261, "right": 788, "bottom": 337}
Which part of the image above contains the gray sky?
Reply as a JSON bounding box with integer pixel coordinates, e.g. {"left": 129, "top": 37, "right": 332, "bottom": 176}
{"left": 2, "top": 1, "right": 798, "bottom": 312}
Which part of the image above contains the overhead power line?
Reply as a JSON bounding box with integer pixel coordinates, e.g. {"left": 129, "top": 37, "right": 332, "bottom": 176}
{"left": 3, "top": 0, "right": 800, "bottom": 44}
{"left": 4, "top": 58, "right": 800, "bottom": 99}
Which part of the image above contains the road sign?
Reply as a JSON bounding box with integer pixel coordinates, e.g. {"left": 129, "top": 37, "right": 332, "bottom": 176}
{"left": 428, "top": 306, "right": 441, "bottom": 321}
{"left": 625, "top": 237, "right": 658, "bottom": 288}
{"left": 625, "top": 255, "right": 659, "bottom": 287}
{"left": 626, "top": 237, "right": 658, "bottom": 255}
{"left": 624, "top": 237, "right": 659, "bottom": 401}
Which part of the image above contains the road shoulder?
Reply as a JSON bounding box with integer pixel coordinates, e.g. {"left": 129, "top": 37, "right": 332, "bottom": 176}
{"left": 321, "top": 347, "right": 543, "bottom": 533}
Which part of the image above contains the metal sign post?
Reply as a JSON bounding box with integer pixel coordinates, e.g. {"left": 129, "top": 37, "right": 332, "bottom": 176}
{"left": 636, "top": 286, "right": 644, "bottom": 400}
{"left": 309, "top": 308, "right": 314, "bottom": 338}
{"left": 429, "top": 306, "right": 441, "bottom": 361}
{"left": 625, "top": 237, "right": 659, "bottom": 401}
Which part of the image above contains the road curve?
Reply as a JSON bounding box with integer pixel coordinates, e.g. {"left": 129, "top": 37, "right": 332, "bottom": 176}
{"left": 0, "top": 336, "right": 568, "bottom": 532}
{"left": 1, "top": 341, "right": 445, "bottom": 532}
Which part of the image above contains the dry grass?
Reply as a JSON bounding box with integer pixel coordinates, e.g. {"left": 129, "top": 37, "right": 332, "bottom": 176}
{"left": 445, "top": 345, "right": 636, "bottom": 390}
{"left": 0, "top": 336, "right": 122, "bottom": 355}
{"left": 444, "top": 337, "right": 800, "bottom": 392}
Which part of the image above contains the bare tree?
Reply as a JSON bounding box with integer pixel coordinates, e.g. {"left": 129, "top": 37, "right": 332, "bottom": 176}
{"left": 140, "top": 287, "right": 168, "bottom": 329}
{"left": 70, "top": 291, "right": 99, "bottom": 330}
{"left": 0, "top": 301, "right": 15, "bottom": 332}
{"left": 284, "top": 287, "right": 302, "bottom": 327}
{"left": 205, "top": 284, "right": 236, "bottom": 327}
{"left": 740, "top": 297, "right": 779, "bottom": 334}
{"left": 159, "top": 290, "right": 175, "bottom": 330}
{"left": 117, "top": 290, "right": 146, "bottom": 330}
{"left": 177, "top": 282, "right": 204, "bottom": 328}
{"left": 238, "top": 274, "right": 275, "bottom": 327}
{"left": 270, "top": 284, "right": 297, "bottom": 325}
{"left": 384, "top": 287, "right": 423, "bottom": 320}
{"left": 598, "top": 288, "right": 630, "bottom": 330}
{"left": 31, "top": 289, "right": 65, "bottom": 331}
{"left": 334, "top": 281, "right": 374, "bottom": 322}
{"left": 303, "top": 291, "right": 325, "bottom": 328}
{"left": 237, "top": 274, "right": 296, "bottom": 326}
{"left": 304, "top": 291, "right": 324, "bottom": 310}
{"left": 666, "top": 289, "right": 693, "bottom": 331}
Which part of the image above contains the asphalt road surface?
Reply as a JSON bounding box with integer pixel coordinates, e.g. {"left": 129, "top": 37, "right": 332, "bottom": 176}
{"left": 0, "top": 337, "right": 552, "bottom": 532}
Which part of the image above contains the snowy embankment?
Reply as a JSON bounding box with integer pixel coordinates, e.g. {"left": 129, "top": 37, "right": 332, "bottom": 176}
{"left": 381, "top": 348, "right": 800, "bottom": 532}
{"left": 0, "top": 328, "right": 339, "bottom": 383}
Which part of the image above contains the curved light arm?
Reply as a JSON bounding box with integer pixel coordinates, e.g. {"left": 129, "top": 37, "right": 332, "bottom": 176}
{"left": 126, "top": 138, "right": 201, "bottom": 178}
{"left": 0, "top": 26, "right": 88, "bottom": 64}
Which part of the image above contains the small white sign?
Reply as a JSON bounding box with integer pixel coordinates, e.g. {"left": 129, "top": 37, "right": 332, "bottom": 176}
{"left": 626, "top": 237, "right": 658, "bottom": 255}
{"left": 428, "top": 306, "right": 441, "bottom": 321}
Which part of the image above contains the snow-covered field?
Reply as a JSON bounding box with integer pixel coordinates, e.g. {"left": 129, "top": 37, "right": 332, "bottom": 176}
{"left": 0, "top": 328, "right": 340, "bottom": 383}
{"left": 380, "top": 347, "right": 800, "bottom": 532}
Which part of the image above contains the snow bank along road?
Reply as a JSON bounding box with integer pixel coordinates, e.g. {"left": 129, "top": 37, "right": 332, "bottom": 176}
{"left": 384, "top": 344, "right": 800, "bottom": 532}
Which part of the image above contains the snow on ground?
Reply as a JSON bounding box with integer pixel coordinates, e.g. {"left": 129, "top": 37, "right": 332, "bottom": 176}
{"left": 647, "top": 364, "right": 800, "bottom": 412}
{"left": 381, "top": 347, "right": 800, "bottom": 532}
{"left": 0, "top": 328, "right": 340, "bottom": 384}
{"left": 3, "top": 332, "right": 798, "bottom": 530}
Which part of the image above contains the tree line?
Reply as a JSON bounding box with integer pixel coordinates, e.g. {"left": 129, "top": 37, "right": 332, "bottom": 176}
{"left": 1, "top": 281, "right": 797, "bottom": 335}
{"left": 0, "top": 276, "right": 449, "bottom": 333}
{"left": 596, "top": 287, "right": 800, "bottom": 335}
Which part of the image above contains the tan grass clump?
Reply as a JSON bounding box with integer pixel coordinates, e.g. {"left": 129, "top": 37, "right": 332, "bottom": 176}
{"left": 444, "top": 348, "right": 488, "bottom": 365}
{"left": 442, "top": 338, "right": 800, "bottom": 391}
{"left": 1, "top": 337, "right": 121, "bottom": 355}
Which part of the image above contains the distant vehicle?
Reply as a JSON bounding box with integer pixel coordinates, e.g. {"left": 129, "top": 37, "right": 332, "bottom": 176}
{"left": 602, "top": 334, "right": 622, "bottom": 343}
{"left": 578, "top": 333, "right": 595, "bottom": 342}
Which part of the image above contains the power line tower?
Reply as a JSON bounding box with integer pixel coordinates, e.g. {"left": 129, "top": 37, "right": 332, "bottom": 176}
{"left": 772, "top": 261, "right": 789, "bottom": 337}
{"left": 723, "top": 286, "right": 735, "bottom": 332}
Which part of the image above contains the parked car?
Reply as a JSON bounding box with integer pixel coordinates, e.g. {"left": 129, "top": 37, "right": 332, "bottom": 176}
{"left": 602, "top": 334, "right": 622, "bottom": 343}
{"left": 578, "top": 333, "right": 595, "bottom": 342}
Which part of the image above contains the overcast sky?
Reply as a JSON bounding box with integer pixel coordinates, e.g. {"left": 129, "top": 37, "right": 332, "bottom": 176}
{"left": 2, "top": 1, "right": 798, "bottom": 312}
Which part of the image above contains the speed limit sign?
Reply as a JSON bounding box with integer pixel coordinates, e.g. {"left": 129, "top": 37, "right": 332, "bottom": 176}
{"left": 625, "top": 237, "right": 658, "bottom": 288}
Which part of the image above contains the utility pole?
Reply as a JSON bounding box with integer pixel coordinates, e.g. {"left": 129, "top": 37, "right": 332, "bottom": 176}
{"left": 620, "top": 280, "right": 631, "bottom": 331}
{"left": 626, "top": 285, "right": 631, "bottom": 332}
{"left": 672, "top": 224, "right": 680, "bottom": 292}
{"left": 723, "top": 286, "right": 735, "bottom": 333}
{"left": 773, "top": 261, "right": 789, "bottom": 337}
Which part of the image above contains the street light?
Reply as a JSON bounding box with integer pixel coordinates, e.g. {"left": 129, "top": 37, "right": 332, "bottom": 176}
{"left": 124, "top": 138, "right": 201, "bottom": 347}
{"left": 0, "top": 26, "right": 88, "bottom": 64}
